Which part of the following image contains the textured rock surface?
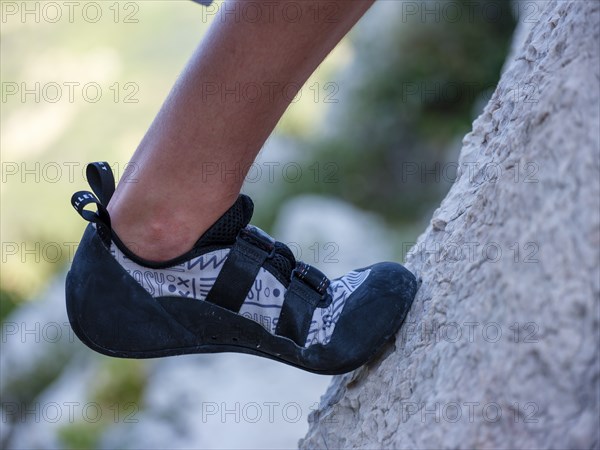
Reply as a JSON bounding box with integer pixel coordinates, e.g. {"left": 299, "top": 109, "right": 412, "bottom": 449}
{"left": 301, "top": 1, "right": 600, "bottom": 448}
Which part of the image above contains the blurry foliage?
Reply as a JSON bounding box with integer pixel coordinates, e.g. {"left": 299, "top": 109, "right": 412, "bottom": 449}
{"left": 91, "top": 358, "right": 147, "bottom": 407}
{"left": 0, "top": 289, "right": 21, "bottom": 322}
{"left": 1, "top": 351, "right": 73, "bottom": 447}
{"left": 0, "top": 2, "right": 209, "bottom": 299}
{"left": 273, "top": 0, "right": 516, "bottom": 225}
{"left": 57, "top": 421, "right": 105, "bottom": 450}
{"left": 57, "top": 358, "right": 147, "bottom": 449}
{"left": 1, "top": 357, "right": 69, "bottom": 408}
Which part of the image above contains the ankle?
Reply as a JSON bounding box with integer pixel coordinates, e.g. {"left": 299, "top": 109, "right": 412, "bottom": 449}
{"left": 107, "top": 189, "right": 200, "bottom": 261}
{"left": 107, "top": 190, "right": 239, "bottom": 262}
{"left": 111, "top": 212, "right": 199, "bottom": 262}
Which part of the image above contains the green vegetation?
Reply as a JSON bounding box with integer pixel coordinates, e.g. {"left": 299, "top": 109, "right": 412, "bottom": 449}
{"left": 268, "top": 0, "right": 516, "bottom": 227}
{"left": 57, "top": 358, "right": 147, "bottom": 449}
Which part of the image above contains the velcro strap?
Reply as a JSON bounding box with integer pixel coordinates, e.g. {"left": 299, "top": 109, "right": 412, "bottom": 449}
{"left": 204, "top": 235, "right": 270, "bottom": 312}
{"left": 86, "top": 162, "right": 115, "bottom": 206}
{"left": 294, "top": 262, "right": 330, "bottom": 295}
{"left": 275, "top": 274, "right": 324, "bottom": 347}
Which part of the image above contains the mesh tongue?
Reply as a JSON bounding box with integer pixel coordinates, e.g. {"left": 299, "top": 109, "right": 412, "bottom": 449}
{"left": 192, "top": 194, "right": 296, "bottom": 282}
{"left": 193, "top": 195, "right": 254, "bottom": 247}
{"left": 270, "top": 242, "right": 296, "bottom": 282}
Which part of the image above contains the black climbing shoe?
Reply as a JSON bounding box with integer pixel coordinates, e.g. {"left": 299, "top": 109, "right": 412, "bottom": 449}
{"left": 66, "top": 162, "right": 418, "bottom": 375}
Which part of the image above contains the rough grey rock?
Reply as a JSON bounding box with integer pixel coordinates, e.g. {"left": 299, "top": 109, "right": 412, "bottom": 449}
{"left": 301, "top": 1, "right": 600, "bottom": 448}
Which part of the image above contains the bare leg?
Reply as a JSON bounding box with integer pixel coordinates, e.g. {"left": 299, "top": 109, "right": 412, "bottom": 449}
{"left": 108, "top": 0, "right": 374, "bottom": 261}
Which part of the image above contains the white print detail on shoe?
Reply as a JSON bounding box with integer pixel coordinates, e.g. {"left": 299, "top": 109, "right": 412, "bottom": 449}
{"left": 110, "top": 244, "right": 370, "bottom": 346}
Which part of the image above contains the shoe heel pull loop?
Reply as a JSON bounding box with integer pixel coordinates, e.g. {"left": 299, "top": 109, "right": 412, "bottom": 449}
{"left": 71, "top": 190, "right": 112, "bottom": 236}
{"left": 86, "top": 162, "right": 115, "bottom": 207}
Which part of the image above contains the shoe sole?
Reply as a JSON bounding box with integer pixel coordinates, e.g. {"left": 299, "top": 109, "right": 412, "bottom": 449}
{"left": 66, "top": 279, "right": 414, "bottom": 375}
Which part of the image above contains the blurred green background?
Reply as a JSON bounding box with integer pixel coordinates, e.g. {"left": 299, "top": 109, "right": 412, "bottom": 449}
{"left": 1, "top": 0, "right": 514, "bottom": 313}
{"left": 1, "top": 0, "right": 515, "bottom": 448}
